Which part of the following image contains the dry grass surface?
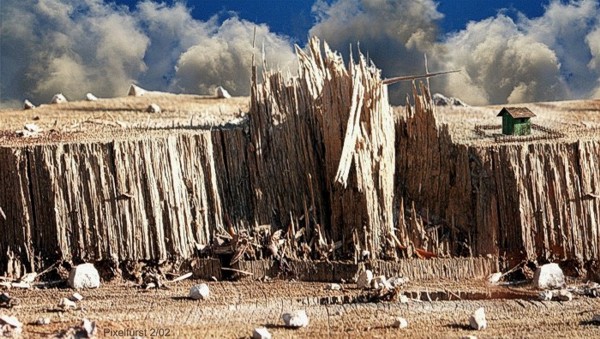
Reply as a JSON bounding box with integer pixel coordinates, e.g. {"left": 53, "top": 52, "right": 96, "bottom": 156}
{"left": 0, "top": 94, "right": 248, "bottom": 147}
{"left": 405, "top": 99, "right": 600, "bottom": 146}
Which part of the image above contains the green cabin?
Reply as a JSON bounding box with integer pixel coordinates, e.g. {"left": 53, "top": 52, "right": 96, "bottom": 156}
{"left": 497, "top": 107, "right": 536, "bottom": 136}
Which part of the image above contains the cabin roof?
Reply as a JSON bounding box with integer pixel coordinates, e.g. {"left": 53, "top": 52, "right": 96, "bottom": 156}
{"left": 497, "top": 107, "right": 536, "bottom": 119}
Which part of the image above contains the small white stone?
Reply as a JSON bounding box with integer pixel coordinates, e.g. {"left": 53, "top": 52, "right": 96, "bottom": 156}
{"left": 487, "top": 272, "right": 502, "bottom": 284}
{"left": 215, "top": 86, "right": 232, "bottom": 98}
{"left": 393, "top": 317, "right": 408, "bottom": 329}
{"left": 282, "top": 310, "right": 309, "bottom": 328}
{"left": 19, "top": 272, "right": 37, "bottom": 283}
{"left": 59, "top": 297, "right": 77, "bottom": 309}
{"left": 328, "top": 283, "right": 342, "bottom": 290}
{"left": 388, "top": 276, "right": 407, "bottom": 287}
{"left": 68, "top": 263, "right": 101, "bottom": 289}
{"left": 82, "top": 318, "right": 97, "bottom": 337}
{"left": 71, "top": 292, "right": 84, "bottom": 302}
{"left": 399, "top": 294, "right": 409, "bottom": 303}
{"left": 24, "top": 123, "right": 41, "bottom": 133}
{"left": 23, "top": 100, "right": 35, "bottom": 110}
{"left": 146, "top": 103, "right": 161, "bottom": 114}
{"left": 361, "top": 250, "right": 370, "bottom": 259}
{"left": 85, "top": 93, "right": 98, "bottom": 101}
{"left": 35, "top": 317, "right": 51, "bottom": 325}
{"left": 372, "top": 275, "right": 391, "bottom": 290}
{"left": 555, "top": 289, "right": 573, "bottom": 302}
{"left": 357, "top": 270, "right": 373, "bottom": 289}
{"left": 533, "top": 263, "right": 565, "bottom": 290}
{"left": 51, "top": 93, "right": 67, "bottom": 104}
{"left": 252, "top": 327, "right": 271, "bottom": 339}
{"left": 128, "top": 84, "right": 147, "bottom": 97}
{"left": 189, "top": 284, "right": 210, "bottom": 300}
{"left": 0, "top": 315, "right": 22, "bottom": 329}
{"left": 538, "top": 290, "right": 553, "bottom": 301}
{"left": 469, "top": 307, "right": 487, "bottom": 330}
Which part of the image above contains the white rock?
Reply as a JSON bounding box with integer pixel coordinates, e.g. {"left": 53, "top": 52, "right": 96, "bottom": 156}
{"left": 252, "top": 327, "right": 271, "bottom": 339}
{"left": 215, "top": 86, "right": 231, "bottom": 98}
{"left": 393, "top": 317, "right": 408, "bottom": 329}
{"left": 538, "top": 290, "right": 553, "bottom": 301}
{"left": 24, "top": 123, "right": 41, "bottom": 133}
{"left": 533, "top": 263, "right": 565, "bottom": 290}
{"left": 328, "top": 283, "right": 342, "bottom": 290}
{"left": 0, "top": 315, "right": 22, "bottom": 329}
{"left": 357, "top": 270, "right": 373, "bottom": 289}
{"left": 282, "top": 310, "right": 309, "bottom": 328}
{"left": 469, "top": 307, "right": 487, "bottom": 330}
{"left": 487, "top": 272, "right": 502, "bottom": 284}
{"left": 20, "top": 272, "right": 38, "bottom": 283}
{"left": 23, "top": 100, "right": 35, "bottom": 110}
{"left": 388, "top": 276, "right": 408, "bottom": 287}
{"left": 82, "top": 318, "right": 97, "bottom": 337}
{"left": 146, "top": 103, "right": 161, "bottom": 114}
{"left": 128, "top": 84, "right": 147, "bottom": 97}
{"left": 372, "top": 275, "right": 392, "bottom": 290}
{"left": 51, "top": 93, "right": 67, "bottom": 104}
{"left": 35, "top": 317, "right": 51, "bottom": 325}
{"left": 71, "top": 292, "right": 84, "bottom": 302}
{"left": 59, "top": 297, "right": 77, "bottom": 309}
{"left": 399, "top": 294, "right": 409, "bottom": 304}
{"left": 189, "top": 283, "right": 210, "bottom": 300}
{"left": 68, "top": 263, "right": 101, "bottom": 289}
{"left": 555, "top": 289, "right": 573, "bottom": 302}
{"left": 85, "top": 93, "right": 98, "bottom": 101}
{"left": 361, "top": 250, "right": 370, "bottom": 259}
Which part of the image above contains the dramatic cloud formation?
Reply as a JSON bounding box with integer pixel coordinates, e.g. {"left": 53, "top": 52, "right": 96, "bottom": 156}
{"left": 1, "top": 0, "right": 599, "bottom": 107}
{"left": 310, "top": 0, "right": 445, "bottom": 104}
{"left": 0, "top": 0, "right": 295, "bottom": 107}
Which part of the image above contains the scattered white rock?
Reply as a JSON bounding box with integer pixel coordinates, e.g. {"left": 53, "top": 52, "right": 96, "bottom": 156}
{"left": 189, "top": 283, "right": 210, "bottom": 300}
{"left": 71, "top": 292, "right": 84, "bottom": 302}
{"left": 16, "top": 123, "right": 43, "bottom": 137}
{"left": 252, "top": 327, "right": 272, "bottom": 339}
{"left": 215, "top": 86, "right": 232, "bottom": 98}
{"left": 146, "top": 103, "right": 161, "bottom": 114}
{"left": 388, "top": 276, "right": 408, "bottom": 288}
{"left": 393, "top": 317, "right": 408, "bottom": 329}
{"left": 533, "top": 263, "right": 565, "bottom": 290}
{"left": 357, "top": 270, "right": 373, "bottom": 289}
{"left": 19, "top": 272, "right": 37, "bottom": 283}
{"left": 555, "top": 289, "right": 573, "bottom": 302}
{"left": 68, "top": 263, "right": 101, "bottom": 289}
{"left": 23, "top": 99, "right": 35, "bottom": 110}
{"left": 51, "top": 93, "right": 67, "bottom": 104}
{"left": 328, "top": 283, "right": 342, "bottom": 290}
{"left": 128, "top": 84, "right": 147, "bottom": 97}
{"left": 538, "top": 290, "right": 553, "bottom": 301}
{"left": 399, "top": 294, "right": 409, "bottom": 304}
{"left": 487, "top": 272, "right": 502, "bottom": 284}
{"left": 282, "top": 310, "right": 309, "bottom": 328}
{"left": 372, "top": 275, "right": 392, "bottom": 290}
{"left": 85, "top": 93, "right": 98, "bottom": 101}
{"left": 0, "top": 315, "right": 22, "bottom": 329}
{"left": 433, "top": 93, "right": 468, "bottom": 107}
{"left": 59, "top": 297, "right": 77, "bottom": 310}
{"left": 35, "top": 317, "right": 51, "bottom": 325}
{"left": 82, "top": 318, "right": 97, "bottom": 337}
{"left": 469, "top": 307, "right": 487, "bottom": 330}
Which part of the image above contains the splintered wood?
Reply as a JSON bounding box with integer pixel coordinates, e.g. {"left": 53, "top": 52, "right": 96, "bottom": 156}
{"left": 248, "top": 37, "right": 395, "bottom": 257}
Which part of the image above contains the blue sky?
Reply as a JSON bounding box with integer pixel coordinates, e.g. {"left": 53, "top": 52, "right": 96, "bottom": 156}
{"left": 1, "top": 0, "right": 599, "bottom": 107}
{"left": 117, "top": 0, "right": 548, "bottom": 43}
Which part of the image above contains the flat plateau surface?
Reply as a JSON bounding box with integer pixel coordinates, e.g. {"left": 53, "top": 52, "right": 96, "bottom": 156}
{"left": 2, "top": 279, "right": 600, "bottom": 338}
{"left": 427, "top": 99, "right": 600, "bottom": 145}
{"left": 0, "top": 94, "right": 249, "bottom": 147}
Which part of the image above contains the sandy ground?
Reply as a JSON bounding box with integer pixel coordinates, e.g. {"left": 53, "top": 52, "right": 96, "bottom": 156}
{"left": 2, "top": 279, "right": 600, "bottom": 338}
